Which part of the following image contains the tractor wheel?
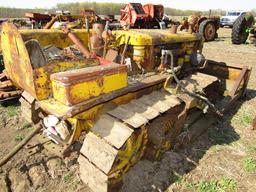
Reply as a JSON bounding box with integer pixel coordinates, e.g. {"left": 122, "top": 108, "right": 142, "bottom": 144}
{"left": 199, "top": 19, "right": 217, "bottom": 42}
{"left": 232, "top": 14, "right": 250, "bottom": 44}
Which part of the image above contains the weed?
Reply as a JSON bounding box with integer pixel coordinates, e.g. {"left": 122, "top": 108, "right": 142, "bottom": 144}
{"left": 185, "top": 182, "right": 195, "bottom": 190}
{"left": 249, "top": 146, "right": 256, "bottom": 153}
{"left": 70, "top": 179, "right": 81, "bottom": 191}
{"left": 243, "top": 158, "right": 256, "bottom": 172}
{"left": 63, "top": 173, "right": 72, "bottom": 183}
{"left": 197, "top": 180, "right": 218, "bottom": 192}
{"left": 183, "top": 178, "right": 237, "bottom": 192}
{"left": 15, "top": 134, "right": 25, "bottom": 142}
{"left": 170, "top": 172, "right": 183, "bottom": 183}
{"left": 218, "top": 177, "right": 237, "bottom": 191}
{"left": 21, "top": 122, "right": 31, "bottom": 130}
{"left": 239, "top": 113, "right": 253, "bottom": 126}
{"left": 247, "top": 145, "right": 256, "bottom": 153}
{"left": 6, "top": 105, "right": 20, "bottom": 117}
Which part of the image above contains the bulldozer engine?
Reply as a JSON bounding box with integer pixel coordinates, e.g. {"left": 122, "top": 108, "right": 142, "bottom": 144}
{"left": 112, "top": 29, "right": 203, "bottom": 72}
{"left": 1, "top": 22, "right": 251, "bottom": 192}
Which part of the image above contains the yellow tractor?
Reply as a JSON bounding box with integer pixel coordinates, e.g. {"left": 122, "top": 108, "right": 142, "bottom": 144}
{"left": 0, "top": 22, "right": 251, "bottom": 192}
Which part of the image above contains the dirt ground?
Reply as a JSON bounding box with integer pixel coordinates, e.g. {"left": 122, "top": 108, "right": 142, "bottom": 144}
{"left": 0, "top": 28, "right": 256, "bottom": 192}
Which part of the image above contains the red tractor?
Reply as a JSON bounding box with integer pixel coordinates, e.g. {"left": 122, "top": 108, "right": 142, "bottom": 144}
{"left": 179, "top": 14, "right": 220, "bottom": 42}
{"left": 120, "top": 3, "right": 168, "bottom": 29}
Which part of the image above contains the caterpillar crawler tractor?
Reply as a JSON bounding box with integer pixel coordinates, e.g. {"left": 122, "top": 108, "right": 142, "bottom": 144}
{"left": 232, "top": 12, "right": 256, "bottom": 44}
{"left": 0, "top": 22, "right": 251, "bottom": 192}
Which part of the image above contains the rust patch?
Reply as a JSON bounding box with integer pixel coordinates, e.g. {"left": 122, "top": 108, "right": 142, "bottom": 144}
{"left": 96, "top": 77, "right": 104, "bottom": 87}
{"left": 50, "top": 63, "right": 127, "bottom": 86}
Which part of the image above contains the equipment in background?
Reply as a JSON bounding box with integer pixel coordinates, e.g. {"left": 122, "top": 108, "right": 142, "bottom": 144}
{"left": 120, "top": 3, "right": 169, "bottom": 29}
{"left": 232, "top": 12, "right": 256, "bottom": 44}
{"left": 179, "top": 14, "right": 220, "bottom": 42}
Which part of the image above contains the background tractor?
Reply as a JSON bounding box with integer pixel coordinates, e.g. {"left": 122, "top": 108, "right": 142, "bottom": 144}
{"left": 231, "top": 12, "right": 256, "bottom": 44}
{"left": 179, "top": 14, "right": 220, "bottom": 42}
{"left": 120, "top": 3, "right": 169, "bottom": 29}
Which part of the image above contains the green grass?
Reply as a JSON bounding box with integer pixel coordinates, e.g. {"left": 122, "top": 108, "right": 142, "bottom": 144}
{"left": 243, "top": 158, "right": 256, "bottom": 173}
{"left": 218, "top": 178, "right": 237, "bottom": 192}
{"left": 239, "top": 112, "right": 253, "bottom": 126}
{"left": 21, "top": 121, "right": 31, "bottom": 130}
{"left": 197, "top": 180, "right": 218, "bottom": 192}
{"left": 181, "top": 178, "right": 237, "bottom": 192}
{"left": 170, "top": 172, "right": 183, "bottom": 183}
{"left": 63, "top": 172, "right": 81, "bottom": 191}
{"left": 248, "top": 145, "right": 256, "bottom": 153}
{"left": 15, "top": 134, "right": 25, "bottom": 142}
{"left": 63, "top": 173, "right": 72, "bottom": 183}
{"left": 6, "top": 105, "right": 20, "bottom": 117}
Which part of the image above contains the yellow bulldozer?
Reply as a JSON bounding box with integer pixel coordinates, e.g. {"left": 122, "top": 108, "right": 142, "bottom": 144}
{"left": 0, "top": 22, "right": 251, "bottom": 192}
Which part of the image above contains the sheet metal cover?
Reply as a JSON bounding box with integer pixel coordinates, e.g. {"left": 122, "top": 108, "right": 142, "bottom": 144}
{"left": 91, "top": 115, "right": 134, "bottom": 149}
{"left": 80, "top": 132, "right": 118, "bottom": 174}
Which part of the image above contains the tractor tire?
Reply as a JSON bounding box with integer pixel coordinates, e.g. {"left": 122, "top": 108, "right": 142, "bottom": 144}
{"left": 231, "top": 14, "right": 249, "bottom": 44}
{"left": 199, "top": 19, "right": 217, "bottom": 42}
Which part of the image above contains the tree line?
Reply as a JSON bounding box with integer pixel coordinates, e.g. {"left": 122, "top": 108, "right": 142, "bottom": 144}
{"left": 0, "top": 2, "right": 255, "bottom": 18}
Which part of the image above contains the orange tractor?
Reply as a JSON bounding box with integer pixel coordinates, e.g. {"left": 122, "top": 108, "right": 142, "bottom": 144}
{"left": 120, "top": 3, "right": 169, "bottom": 29}
{"left": 179, "top": 14, "right": 220, "bottom": 42}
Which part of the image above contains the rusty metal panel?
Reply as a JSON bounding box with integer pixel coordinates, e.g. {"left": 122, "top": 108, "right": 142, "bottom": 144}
{"left": 1, "top": 23, "right": 36, "bottom": 98}
{"left": 80, "top": 132, "right": 118, "bottom": 174}
{"left": 230, "top": 66, "right": 248, "bottom": 98}
{"left": 108, "top": 105, "right": 148, "bottom": 128}
{"left": 51, "top": 63, "right": 127, "bottom": 84}
{"left": 181, "top": 72, "right": 218, "bottom": 93}
{"left": 34, "top": 59, "right": 100, "bottom": 101}
{"left": 20, "top": 29, "right": 90, "bottom": 49}
{"left": 91, "top": 115, "right": 134, "bottom": 149}
{"left": 51, "top": 63, "right": 128, "bottom": 106}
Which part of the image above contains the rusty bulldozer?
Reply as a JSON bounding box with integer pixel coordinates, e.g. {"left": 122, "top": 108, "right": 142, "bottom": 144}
{"left": 0, "top": 21, "right": 251, "bottom": 192}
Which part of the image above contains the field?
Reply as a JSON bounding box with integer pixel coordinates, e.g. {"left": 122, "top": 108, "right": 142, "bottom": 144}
{"left": 0, "top": 28, "right": 256, "bottom": 192}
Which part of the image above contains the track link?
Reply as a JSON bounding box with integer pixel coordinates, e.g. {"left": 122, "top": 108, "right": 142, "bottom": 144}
{"left": 78, "top": 90, "right": 185, "bottom": 192}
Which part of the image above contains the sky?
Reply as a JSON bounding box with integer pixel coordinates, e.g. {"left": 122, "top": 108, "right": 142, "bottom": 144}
{"left": 0, "top": 0, "right": 254, "bottom": 11}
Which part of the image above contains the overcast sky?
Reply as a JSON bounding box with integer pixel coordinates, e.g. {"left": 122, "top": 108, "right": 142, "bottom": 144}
{"left": 0, "top": 0, "right": 254, "bottom": 11}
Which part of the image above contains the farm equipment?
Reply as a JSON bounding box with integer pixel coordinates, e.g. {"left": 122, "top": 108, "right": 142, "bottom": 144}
{"left": 179, "top": 14, "right": 220, "bottom": 41}
{"left": 25, "top": 12, "right": 88, "bottom": 29}
{"left": 120, "top": 3, "right": 169, "bottom": 29}
{"left": 0, "top": 22, "right": 251, "bottom": 192}
{"left": 0, "top": 54, "right": 22, "bottom": 103}
{"left": 25, "top": 10, "right": 119, "bottom": 30}
{"left": 232, "top": 12, "right": 256, "bottom": 44}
